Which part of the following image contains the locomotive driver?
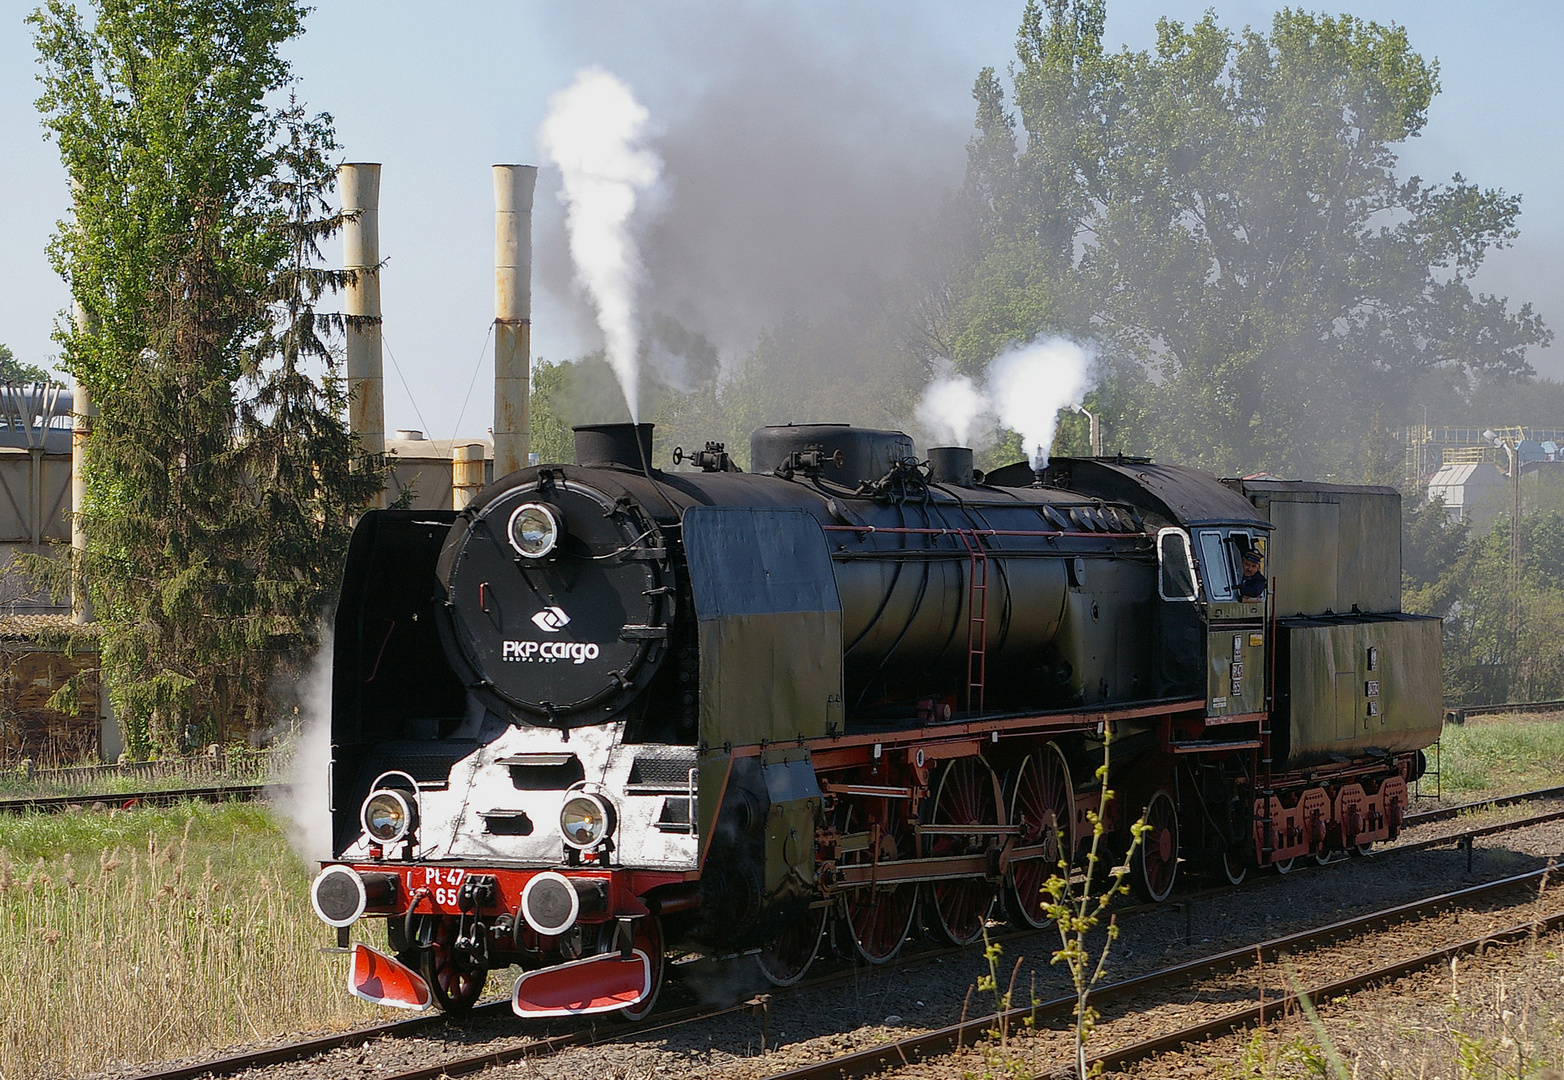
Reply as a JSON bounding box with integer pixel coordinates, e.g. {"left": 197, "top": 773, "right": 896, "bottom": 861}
{"left": 1238, "top": 549, "right": 1267, "bottom": 599}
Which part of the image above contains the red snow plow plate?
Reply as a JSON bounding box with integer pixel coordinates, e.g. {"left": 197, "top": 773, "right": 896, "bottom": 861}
{"left": 512, "top": 950, "right": 652, "bottom": 1017}
{"left": 348, "top": 943, "right": 432, "bottom": 1010}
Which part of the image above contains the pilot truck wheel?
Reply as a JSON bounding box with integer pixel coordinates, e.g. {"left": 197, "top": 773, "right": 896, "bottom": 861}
{"left": 615, "top": 916, "right": 665, "bottom": 1022}
{"left": 416, "top": 915, "right": 487, "bottom": 1014}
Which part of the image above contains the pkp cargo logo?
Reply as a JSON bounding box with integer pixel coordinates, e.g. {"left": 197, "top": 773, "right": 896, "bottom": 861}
{"left": 531, "top": 606, "right": 570, "bottom": 632}
{"left": 502, "top": 640, "right": 601, "bottom": 664}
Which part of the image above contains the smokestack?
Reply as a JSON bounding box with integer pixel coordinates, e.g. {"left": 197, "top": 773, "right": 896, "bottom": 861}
{"left": 452, "top": 442, "right": 485, "bottom": 510}
{"left": 493, "top": 164, "right": 538, "bottom": 479}
{"left": 70, "top": 308, "right": 94, "bottom": 625}
{"left": 67, "top": 179, "right": 94, "bottom": 624}
{"left": 927, "top": 446, "right": 975, "bottom": 487}
{"left": 340, "top": 163, "right": 385, "bottom": 498}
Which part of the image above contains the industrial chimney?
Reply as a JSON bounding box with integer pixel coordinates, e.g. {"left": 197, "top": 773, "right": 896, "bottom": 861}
{"left": 70, "top": 312, "right": 94, "bottom": 625}
{"left": 493, "top": 164, "right": 538, "bottom": 479}
{"left": 340, "top": 162, "right": 385, "bottom": 500}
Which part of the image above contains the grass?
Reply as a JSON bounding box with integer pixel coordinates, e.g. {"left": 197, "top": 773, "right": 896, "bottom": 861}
{"left": 1436, "top": 715, "right": 1564, "bottom": 797}
{"left": 0, "top": 801, "right": 396, "bottom": 1080}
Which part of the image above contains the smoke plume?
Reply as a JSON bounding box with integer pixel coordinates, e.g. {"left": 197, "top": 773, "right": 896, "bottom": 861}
{"left": 538, "top": 68, "right": 662, "bottom": 422}
{"left": 913, "top": 338, "right": 1093, "bottom": 465}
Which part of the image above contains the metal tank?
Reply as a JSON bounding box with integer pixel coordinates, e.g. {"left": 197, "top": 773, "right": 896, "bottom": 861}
{"left": 429, "top": 423, "right": 1161, "bottom": 738}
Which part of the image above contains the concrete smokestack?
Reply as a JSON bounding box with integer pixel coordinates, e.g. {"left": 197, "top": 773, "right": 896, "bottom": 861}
{"left": 68, "top": 178, "right": 94, "bottom": 625}
{"left": 493, "top": 164, "right": 538, "bottom": 478}
{"left": 70, "top": 303, "right": 94, "bottom": 625}
{"left": 340, "top": 163, "right": 385, "bottom": 496}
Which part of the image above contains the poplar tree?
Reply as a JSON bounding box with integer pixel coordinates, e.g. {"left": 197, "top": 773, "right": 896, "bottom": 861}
{"left": 949, "top": 0, "right": 1551, "bottom": 479}
{"left": 30, "top": 0, "right": 380, "bottom": 755}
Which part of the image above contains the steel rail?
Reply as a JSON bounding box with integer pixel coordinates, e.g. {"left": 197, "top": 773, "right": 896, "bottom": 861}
{"left": 1085, "top": 909, "right": 1564, "bottom": 1076}
{"left": 1386, "top": 805, "right": 1564, "bottom": 856}
{"left": 112, "top": 788, "right": 1564, "bottom": 1080}
{"left": 0, "top": 784, "right": 265, "bottom": 815}
{"left": 1405, "top": 784, "right": 1564, "bottom": 825}
{"left": 1447, "top": 698, "right": 1564, "bottom": 719}
{"left": 756, "top": 863, "right": 1562, "bottom": 1080}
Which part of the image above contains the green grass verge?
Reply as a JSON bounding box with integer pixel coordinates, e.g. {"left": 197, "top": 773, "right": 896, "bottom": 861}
{"left": 1435, "top": 716, "right": 1564, "bottom": 796}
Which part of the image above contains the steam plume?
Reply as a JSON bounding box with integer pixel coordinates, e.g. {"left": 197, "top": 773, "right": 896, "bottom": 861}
{"left": 915, "top": 369, "right": 985, "bottom": 448}
{"left": 538, "top": 68, "right": 662, "bottom": 422}
{"left": 988, "top": 338, "right": 1092, "bottom": 467}
{"left": 271, "top": 630, "right": 334, "bottom": 864}
{"left": 914, "top": 338, "right": 1093, "bottom": 466}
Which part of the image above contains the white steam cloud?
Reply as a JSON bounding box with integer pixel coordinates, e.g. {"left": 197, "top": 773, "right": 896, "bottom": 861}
{"left": 538, "top": 68, "right": 663, "bottom": 423}
{"left": 990, "top": 339, "right": 1092, "bottom": 467}
{"left": 914, "top": 338, "right": 1093, "bottom": 467}
{"left": 271, "top": 631, "right": 335, "bottom": 864}
{"left": 914, "top": 371, "right": 985, "bottom": 448}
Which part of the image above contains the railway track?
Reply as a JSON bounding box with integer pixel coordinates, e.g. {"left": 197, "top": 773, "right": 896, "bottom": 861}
{"left": 0, "top": 773, "right": 1554, "bottom": 824}
{"left": 758, "top": 863, "right": 1564, "bottom": 1080}
{"left": 1403, "top": 784, "right": 1564, "bottom": 825}
{"left": 0, "top": 783, "right": 266, "bottom": 815}
{"left": 118, "top": 792, "right": 1564, "bottom": 1080}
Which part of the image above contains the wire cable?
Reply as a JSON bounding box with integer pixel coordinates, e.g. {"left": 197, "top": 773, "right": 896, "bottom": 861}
{"left": 450, "top": 323, "right": 496, "bottom": 446}
{"left": 380, "top": 332, "right": 435, "bottom": 444}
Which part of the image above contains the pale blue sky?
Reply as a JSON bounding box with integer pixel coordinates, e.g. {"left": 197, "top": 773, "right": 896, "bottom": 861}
{"left": 2, "top": 2, "right": 1560, "bottom": 440}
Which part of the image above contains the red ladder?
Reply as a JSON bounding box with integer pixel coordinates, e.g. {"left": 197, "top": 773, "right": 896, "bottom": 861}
{"left": 957, "top": 529, "right": 988, "bottom": 715}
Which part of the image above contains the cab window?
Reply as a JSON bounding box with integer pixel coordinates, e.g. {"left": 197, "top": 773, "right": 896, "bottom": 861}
{"left": 1197, "top": 530, "right": 1236, "bottom": 600}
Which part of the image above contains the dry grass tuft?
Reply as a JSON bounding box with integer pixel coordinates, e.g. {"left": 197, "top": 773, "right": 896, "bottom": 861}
{"left": 0, "top": 802, "right": 393, "bottom": 1080}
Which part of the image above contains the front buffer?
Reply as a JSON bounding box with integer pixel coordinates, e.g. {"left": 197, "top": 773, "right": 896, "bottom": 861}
{"left": 311, "top": 861, "right": 681, "bottom": 1017}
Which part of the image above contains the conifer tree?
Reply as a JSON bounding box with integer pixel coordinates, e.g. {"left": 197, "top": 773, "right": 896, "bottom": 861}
{"left": 30, "top": 0, "right": 380, "bottom": 754}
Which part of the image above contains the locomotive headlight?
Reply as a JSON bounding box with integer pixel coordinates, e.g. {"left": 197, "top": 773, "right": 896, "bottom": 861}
{"left": 508, "top": 502, "right": 563, "bottom": 559}
{"left": 361, "top": 788, "right": 417, "bottom": 844}
{"left": 559, "top": 792, "right": 614, "bottom": 850}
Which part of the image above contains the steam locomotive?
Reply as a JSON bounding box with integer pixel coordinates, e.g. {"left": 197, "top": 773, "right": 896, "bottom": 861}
{"left": 310, "top": 421, "right": 1440, "bottom": 1017}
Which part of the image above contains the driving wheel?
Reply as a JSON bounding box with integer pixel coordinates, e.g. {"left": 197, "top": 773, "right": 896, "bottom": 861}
{"left": 924, "top": 758, "right": 1000, "bottom": 945}
{"left": 1005, "top": 744, "right": 1073, "bottom": 929}
{"left": 837, "top": 787, "right": 918, "bottom": 964}
{"left": 1130, "top": 788, "right": 1179, "bottom": 903}
{"left": 756, "top": 905, "right": 828, "bottom": 987}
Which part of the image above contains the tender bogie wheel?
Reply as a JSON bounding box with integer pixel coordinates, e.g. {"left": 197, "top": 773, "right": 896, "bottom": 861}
{"left": 1005, "top": 744, "right": 1073, "bottom": 929}
{"left": 1130, "top": 788, "right": 1179, "bottom": 903}
{"left": 1314, "top": 846, "right": 1334, "bottom": 866}
{"left": 924, "top": 757, "right": 1000, "bottom": 945}
{"left": 756, "top": 905, "right": 828, "bottom": 987}
{"left": 1273, "top": 856, "right": 1296, "bottom": 875}
{"left": 417, "top": 915, "right": 487, "bottom": 1014}
{"left": 1354, "top": 841, "right": 1374, "bottom": 856}
{"left": 617, "top": 916, "right": 665, "bottom": 1021}
{"left": 1221, "top": 847, "right": 1247, "bottom": 886}
{"left": 837, "top": 787, "right": 918, "bottom": 965}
